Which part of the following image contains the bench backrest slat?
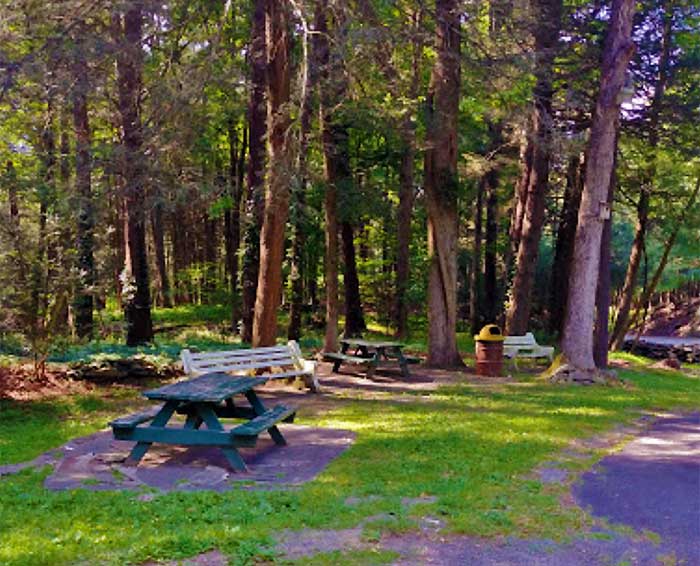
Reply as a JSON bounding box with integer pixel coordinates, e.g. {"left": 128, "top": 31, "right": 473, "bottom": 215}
{"left": 181, "top": 341, "right": 310, "bottom": 376}
{"left": 504, "top": 333, "right": 537, "bottom": 347}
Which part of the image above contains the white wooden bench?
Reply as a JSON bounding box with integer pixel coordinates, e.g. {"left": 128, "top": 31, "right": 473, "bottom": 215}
{"left": 503, "top": 333, "right": 555, "bottom": 370}
{"left": 181, "top": 340, "right": 319, "bottom": 392}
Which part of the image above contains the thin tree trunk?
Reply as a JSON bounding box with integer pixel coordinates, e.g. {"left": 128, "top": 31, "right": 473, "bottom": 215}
{"left": 609, "top": 190, "right": 649, "bottom": 347}
{"left": 395, "top": 137, "right": 415, "bottom": 339}
{"left": 72, "top": 36, "right": 95, "bottom": 340}
{"left": 289, "top": 3, "right": 319, "bottom": 340}
{"left": 252, "top": 0, "right": 292, "bottom": 347}
{"left": 593, "top": 146, "right": 618, "bottom": 368}
{"left": 629, "top": 175, "right": 700, "bottom": 336}
{"left": 559, "top": 0, "right": 636, "bottom": 375}
{"left": 470, "top": 176, "right": 484, "bottom": 335}
{"left": 505, "top": 0, "right": 562, "bottom": 335}
{"left": 241, "top": 0, "right": 267, "bottom": 343}
{"left": 317, "top": 0, "right": 344, "bottom": 353}
{"left": 150, "top": 199, "right": 171, "bottom": 308}
{"left": 549, "top": 153, "right": 584, "bottom": 335}
{"left": 342, "top": 221, "right": 366, "bottom": 337}
{"left": 114, "top": 2, "right": 153, "bottom": 346}
{"left": 609, "top": 3, "right": 673, "bottom": 350}
{"left": 424, "top": 0, "right": 463, "bottom": 368}
{"left": 484, "top": 167, "right": 499, "bottom": 323}
{"left": 225, "top": 121, "right": 246, "bottom": 330}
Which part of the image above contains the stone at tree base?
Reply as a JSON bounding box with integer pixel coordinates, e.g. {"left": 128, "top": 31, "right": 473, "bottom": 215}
{"left": 544, "top": 355, "right": 624, "bottom": 386}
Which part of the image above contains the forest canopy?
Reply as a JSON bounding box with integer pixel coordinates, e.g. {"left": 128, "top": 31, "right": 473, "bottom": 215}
{"left": 0, "top": 0, "right": 698, "bottom": 376}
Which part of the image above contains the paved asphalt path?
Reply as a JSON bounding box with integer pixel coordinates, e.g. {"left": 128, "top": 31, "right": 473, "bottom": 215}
{"left": 574, "top": 413, "right": 700, "bottom": 565}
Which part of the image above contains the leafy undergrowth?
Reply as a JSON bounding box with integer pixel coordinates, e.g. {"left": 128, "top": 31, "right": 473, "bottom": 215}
{"left": 0, "top": 360, "right": 698, "bottom": 565}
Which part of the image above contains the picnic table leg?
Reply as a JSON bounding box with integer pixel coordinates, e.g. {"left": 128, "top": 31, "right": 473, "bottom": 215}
{"left": 244, "top": 390, "right": 286, "bottom": 446}
{"left": 127, "top": 400, "right": 179, "bottom": 464}
{"left": 196, "top": 403, "right": 247, "bottom": 472}
{"left": 365, "top": 350, "right": 380, "bottom": 379}
{"left": 184, "top": 413, "right": 203, "bottom": 429}
{"left": 333, "top": 342, "right": 350, "bottom": 373}
{"left": 395, "top": 348, "right": 411, "bottom": 378}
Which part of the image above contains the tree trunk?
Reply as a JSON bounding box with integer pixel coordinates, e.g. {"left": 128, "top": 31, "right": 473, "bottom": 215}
{"left": 252, "top": 0, "right": 292, "bottom": 347}
{"left": 470, "top": 176, "right": 484, "bottom": 335}
{"left": 484, "top": 167, "right": 499, "bottom": 323}
{"left": 150, "top": 199, "right": 172, "bottom": 308}
{"left": 593, "top": 148, "right": 618, "bottom": 368}
{"left": 114, "top": 2, "right": 153, "bottom": 346}
{"left": 549, "top": 153, "right": 584, "bottom": 335}
{"left": 289, "top": 3, "right": 320, "bottom": 341}
{"left": 559, "top": 0, "right": 636, "bottom": 375}
{"left": 629, "top": 174, "right": 700, "bottom": 335}
{"left": 72, "top": 36, "right": 95, "bottom": 340}
{"left": 424, "top": 0, "right": 463, "bottom": 368}
{"left": 505, "top": 0, "right": 562, "bottom": 335}
{"left": 609, "top": 190, "right": 649, "bottom": 348}
{"left": 317, "top": 0, "right": 345, "bottom": 353}
{"left": 394, "top": 137, "right": 415, "bottom": 339}
{"left": 609, "top": 4, "right": 673, "bottom": 350}
{"left": 342, "top": 221, "right": 366, "bottom": 337}
{"left": 241, "top": 0, "right": 267, "bottom": 343}
{"left": 225, "top": 121, "right": 245, "bottom": 330}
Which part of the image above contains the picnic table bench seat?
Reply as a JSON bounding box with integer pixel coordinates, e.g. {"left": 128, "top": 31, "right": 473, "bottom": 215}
{"left": 181, "top": 340, "right": 319, "bottom": 392}
{"left": 322, "top": 352, "right": 372, "bottom": 365}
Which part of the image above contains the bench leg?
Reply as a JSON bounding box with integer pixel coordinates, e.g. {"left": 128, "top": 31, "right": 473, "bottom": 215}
{"left": 197, "top": 404, "right": 247, "bottom": 472}
{"left": 127, "top": 401, "right": 178, "bottom": 464}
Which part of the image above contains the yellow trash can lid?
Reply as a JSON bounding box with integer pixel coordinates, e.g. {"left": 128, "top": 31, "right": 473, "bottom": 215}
{"left": 474, "top": 324, "right": 505, "bottom": 342}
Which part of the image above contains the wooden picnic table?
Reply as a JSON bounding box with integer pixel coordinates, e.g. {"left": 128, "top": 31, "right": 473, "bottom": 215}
{"left": 324, "top": 338, "right": 417, "bottom": 378}
{"left": 110, "top": 373, "right": 295, "bottom": 472}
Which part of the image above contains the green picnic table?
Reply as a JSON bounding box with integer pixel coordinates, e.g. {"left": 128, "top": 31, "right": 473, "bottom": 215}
{"left": 110, "top": 373, "right": 296, "bottom": 472}
{"left": 324, "top": 338, "right": 418, "bottom": 378}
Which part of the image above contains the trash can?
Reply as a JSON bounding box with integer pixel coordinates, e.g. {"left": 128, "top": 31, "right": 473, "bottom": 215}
{"left": 474, "top": 324, "right": 505, "bottom": 377}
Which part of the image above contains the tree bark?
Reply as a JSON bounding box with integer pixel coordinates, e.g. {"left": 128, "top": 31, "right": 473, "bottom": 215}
{"left": 150, "top": 199, "right": 171, "bottom": 308}
{"left": 609, "top": 3, "right": 673, "bottom": 350}
{"left": 342, "top": 221, "right": 366, "bottom": 337}
{"left": 72, "top": 36, "right": 95, "bottom": 340}
{"left": 241, "top": 0, "right": 267, "bottom": 343}
{"left": 484, "top": 167, "right": 499, "bottom": 323}
{"left": 317, "top": 0, "right": 345, "bottom": 353}
{"left": 424, "top": 0, "right": 463, "bottom": 367}
{"left": 505, "top": 0, "right": 562, "bottom": 335}
{"left": 593, "top": 147, "right": 618, "bottom": 368}
{"left": 225, "top": 121, "right": 246, "bottom": 330}
{"left": 470, "top": 176, "right": 484, "bottom": 335}
{"left": 629, "top": 174, "right": 700, "bottom": 336}
{"left": 114, "top": 2, "right": 154, "bottom": 346}
{"left": 559, "top": 0, "right": 636, "bottom": 374}
{"left": 549, "top": 153, "right": 584, "bottom": 335}
{"left": 252, "top": 0, "right": 292, "bottom": 347}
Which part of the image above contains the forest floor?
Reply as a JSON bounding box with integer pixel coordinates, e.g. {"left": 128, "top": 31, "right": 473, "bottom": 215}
{"left": 0, "top": 353, "right": 698, "bottom": 565}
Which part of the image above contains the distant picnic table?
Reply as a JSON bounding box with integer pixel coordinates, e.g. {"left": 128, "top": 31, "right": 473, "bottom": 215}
{"left": 324, "top": 338, "right": 418, "bottom": 379}
{"left": 110, "top": 373, "right": 295, "bottom": 472}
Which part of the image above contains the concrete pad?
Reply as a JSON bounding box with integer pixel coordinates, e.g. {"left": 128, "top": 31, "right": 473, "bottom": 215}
{"left": 33, "top": 425, "right": 354, "bottom": 492}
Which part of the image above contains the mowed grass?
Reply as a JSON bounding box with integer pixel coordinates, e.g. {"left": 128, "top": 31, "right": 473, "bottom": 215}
{"left": 0, "top": 355, "right": 698, "bottom": 565}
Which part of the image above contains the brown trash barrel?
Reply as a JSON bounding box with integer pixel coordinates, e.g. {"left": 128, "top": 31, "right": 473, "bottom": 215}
{"left": 475, "top": 341, "right": 504, "bottom": 376}
{"left": 474, "top": 324, "right": 505, "bottom": 377}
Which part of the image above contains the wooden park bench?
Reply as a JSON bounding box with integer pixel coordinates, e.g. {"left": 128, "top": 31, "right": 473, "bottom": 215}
{"left": 181, "top": 340, "right": 319, "bottom": 392}
{"left": 503, "top": 332, "right": 555, "bottom": 370}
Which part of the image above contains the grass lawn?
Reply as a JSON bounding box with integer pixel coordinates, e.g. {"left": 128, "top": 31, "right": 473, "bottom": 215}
{"left": 1, "top": 346, "right": 698, "bottom": 565}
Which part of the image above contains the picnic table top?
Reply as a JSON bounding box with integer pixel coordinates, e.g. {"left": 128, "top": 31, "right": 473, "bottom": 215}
{"left": 340, "top": 338, "right": 404, "bottom": 348}
{"left": 144, "top": 373, "right": 268, "bottom": 403}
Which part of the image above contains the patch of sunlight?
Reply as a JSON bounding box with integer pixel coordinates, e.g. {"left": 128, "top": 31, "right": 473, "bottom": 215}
{"left": 549, "top": 407, "right": 614, "bottom": 417}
